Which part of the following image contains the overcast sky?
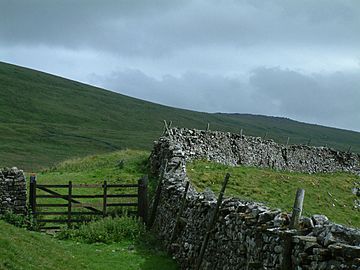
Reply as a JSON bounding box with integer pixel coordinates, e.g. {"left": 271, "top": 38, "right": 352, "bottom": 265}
{"left": 1, "top": 0, "right": 360, "bottom": 131}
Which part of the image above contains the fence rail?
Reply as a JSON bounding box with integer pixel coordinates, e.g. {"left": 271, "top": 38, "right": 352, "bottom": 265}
{"left": 29, "top": 175, "right": 148, "bottom": 230}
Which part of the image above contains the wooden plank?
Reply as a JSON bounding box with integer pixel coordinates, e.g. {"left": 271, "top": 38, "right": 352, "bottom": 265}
{"left": 37, "top": 204, "right": 68, "bottom": 207}
{"left": 38, "top": 183, "right": 139, "bottom": 188}
{"left": 106, "top": 203, "right": 138, "bottom": 207}
{"left": 70, "top": 194, "right": 137, "bottom": 198}
{"left": 107, "top": 184, "right": 139, "bottom": 188}
{"left": 37, "top": 219, "right": 92, "bottom": 223}
{"left": 35, "top": 186, "right": 102, "bottom": 213}
{"left": 72, "top": 202, "right": 138, "bottom": 208}
{"left": 71, "top": 184, "right": 103, "bottom": 188}
{"left": 34, "top": 212, "right": 103, "bottom": 216}
{"left": 37, "top": 183, "right": 139, "bottom": 189}
{"left": 72, "top": 203, "right": 103, "bottom": 208}
{"left": 37, "top": 194, "right": 137, "bottom": 200}
{"left": 37, "top": 184, "right": 69, "bottom": 188}
{"left": 36, "top": 194, "right": 69, "bottom": 198}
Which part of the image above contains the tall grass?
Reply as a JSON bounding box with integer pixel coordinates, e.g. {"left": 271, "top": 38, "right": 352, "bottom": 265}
{"left": 57, "top": 216, "right": 145, "bottom": 244}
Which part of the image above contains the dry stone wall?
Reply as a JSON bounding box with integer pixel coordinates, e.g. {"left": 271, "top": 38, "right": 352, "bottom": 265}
{"left": 165, "top": 128, "right": 360, "bottom": 175}
{"left": 0, "top": 167, "right": 27, "bottom": 214}
{"left": 149, "top": 128, "right": 360, "bottom": 270}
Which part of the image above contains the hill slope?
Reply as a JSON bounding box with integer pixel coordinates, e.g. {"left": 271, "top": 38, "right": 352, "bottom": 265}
{"left": 1, "top": 61, "right": 360, "bottom": 170}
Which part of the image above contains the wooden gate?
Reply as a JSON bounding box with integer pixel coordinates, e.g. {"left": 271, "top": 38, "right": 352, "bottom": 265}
{"left": 29, "top": 175, "right": 148, "bottom": 230}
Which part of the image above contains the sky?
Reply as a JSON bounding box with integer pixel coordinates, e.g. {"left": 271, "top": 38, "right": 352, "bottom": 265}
{"left": 1, "top": 0, "right": 360, "bottom": 131}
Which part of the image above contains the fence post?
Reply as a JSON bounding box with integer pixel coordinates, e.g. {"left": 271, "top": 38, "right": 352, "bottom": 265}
{"left": 196, "top": 173, "right": 231, "bottom": 270}
{"left": 290, "top": 188, "right": 305, "bottom": 229}
{"left": 103, "top": 180, "right": 108, "bottom": 217}
{"left": 67, "top": 181, "right": 72, "bottom": 227}
{"left": 163, "top": 120, "right": 172, "bottom": 139}
{"left": 29, "top": 174, "right": 37, "bottom": 215}
{"left": 138, "top": 176, "right": 149, "bottom": 225}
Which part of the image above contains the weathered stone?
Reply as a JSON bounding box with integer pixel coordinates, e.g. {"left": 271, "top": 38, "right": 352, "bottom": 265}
{"left": 0, "top": 167, "right": 27, "bottom": 214}
{"left": 149, "top": 127, "right": 360, "bottom": 270}
{"left": 312, "top": 215, "right": 330, "bottom": 226}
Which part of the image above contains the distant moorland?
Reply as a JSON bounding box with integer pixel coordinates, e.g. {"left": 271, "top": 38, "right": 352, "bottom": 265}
{"left": 1, "top": 61, "right": 360, "bottom": 171}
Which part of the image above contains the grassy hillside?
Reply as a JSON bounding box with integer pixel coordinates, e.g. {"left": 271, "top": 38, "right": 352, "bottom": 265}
{"left": 187, "top": 160, "right": 360, "bottom": 228}
{"left": 1, "top": 61, "right": 360, "bottom": 171}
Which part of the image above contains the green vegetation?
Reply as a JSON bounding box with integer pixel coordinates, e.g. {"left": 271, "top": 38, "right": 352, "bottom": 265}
{"left": 0, "top": 220, "right": 177, "bottom": 270}
{"left": 57, "top": 216, "right": 145, "bottom": 244}
{"left": 187, "top": 160, "right": 360, "bottom": 228}
{"left": 0, "top": 150, "right": 178, "bottom": 270}
{"left": 1, "top": 61, "right": 360, "bottom": 171}
{"left": 37, "top": 149, "right": 149, "bottom": 184}
{"left": 0, "top": 210, "right": 38, "bottom": 231}
{"left": 32, "top": 149, "right": 151, "bottom": 229}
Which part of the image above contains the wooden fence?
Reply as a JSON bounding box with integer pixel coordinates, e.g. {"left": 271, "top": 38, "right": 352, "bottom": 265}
{"left": 29, "top": 175, "right": 148, "bottom": 230}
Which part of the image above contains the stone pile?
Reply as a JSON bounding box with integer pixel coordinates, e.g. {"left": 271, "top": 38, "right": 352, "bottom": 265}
{"left": 150, "top": 128, "right": 360, "bottom": 270}
{"left": 0, "top": 167, "right": 27, "bottom": 214}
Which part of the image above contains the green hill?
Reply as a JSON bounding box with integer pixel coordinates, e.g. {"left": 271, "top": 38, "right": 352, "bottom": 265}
{"left": 1, "top": 61, "right": 359, "bottom": 171}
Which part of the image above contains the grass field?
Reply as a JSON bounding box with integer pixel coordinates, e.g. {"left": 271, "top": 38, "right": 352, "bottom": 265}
{"left": 0, "top": 220, "right": 177, "bottom": 270}
{"left": 187, "top": 160, "right": 360, "bottom": 228}
{"left": 1, "top": 61, "right": 360, "bottom": 171}
{"left": 0, "top": 150, "right": 178, "bottom": 270}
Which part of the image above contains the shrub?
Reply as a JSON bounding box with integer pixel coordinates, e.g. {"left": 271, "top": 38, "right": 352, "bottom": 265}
{"left": 57, "top": 216, "right": 145, "bottom": 244}
{"left": 0, "top": 210, "right": 38, "bottom": 230}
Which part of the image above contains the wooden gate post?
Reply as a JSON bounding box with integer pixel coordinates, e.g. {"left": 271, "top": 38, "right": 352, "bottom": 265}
{"left": 29, "top": 174, "right": 37, "bottom": 215}
{"left": 67, "top": 181, "right": 72, "bottom": 227}
{"left": 103, "top": 180, "right": 108, "bottom": 217}
{"left": 138, "top": 176, "right": 149, "bottom": 225}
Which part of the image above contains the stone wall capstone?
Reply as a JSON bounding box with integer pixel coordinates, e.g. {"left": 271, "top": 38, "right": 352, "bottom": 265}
{"left": 149, "top": 128, "right": 360, "bottom": 270}
{"left": 0, "top": 167, "right": 27, "bottom": 215}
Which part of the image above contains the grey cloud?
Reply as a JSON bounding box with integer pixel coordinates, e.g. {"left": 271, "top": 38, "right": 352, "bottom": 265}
{"left": 93, "top": 67, "right": 360, "bottom": 131}
{"left": 249, "top": 68, "right": 360, "bottom": 130}
{"left": 1, "top": 1, "right": 359, "bottom": 132}
{"left": 1, "top": 0, "right": 359, "bottom": 57}
{"left": 91, "top": 69, "right": 255, "bottom": 113}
